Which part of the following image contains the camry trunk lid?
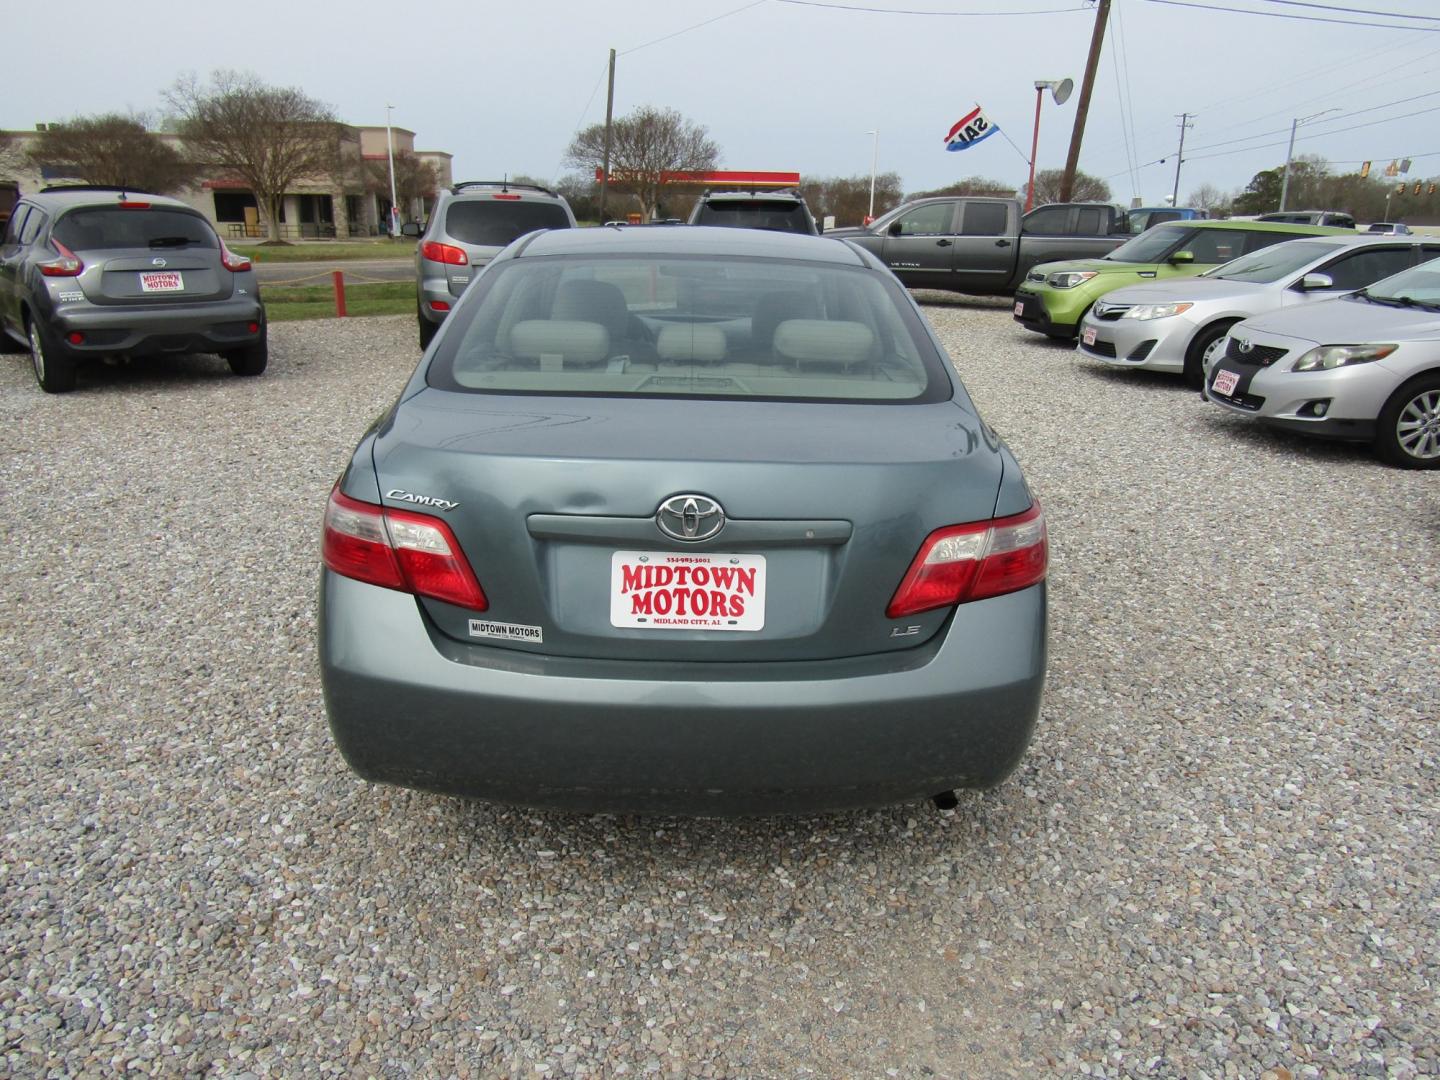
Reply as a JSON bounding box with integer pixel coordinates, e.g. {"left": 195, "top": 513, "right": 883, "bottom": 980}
{"left": 369, "top": 389, "right": 1005, "bottom": 663}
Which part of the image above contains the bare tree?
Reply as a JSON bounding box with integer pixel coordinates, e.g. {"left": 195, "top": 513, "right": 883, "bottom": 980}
{"left": 366, "top": 149, "right": 439, "bottom": 223}
{"left": 907, "top": 176, "right": 1015, "bottom": 200}
{"left": 1026, "top": 168, "right": 1110, "bottom": 206}
{"left": 168, "top": 71, "right": 344, "bottom": 244}
{"left": 1185, "top": 183, "right": 1231, "bottom": 216}
{"left": 25, "top": 113, "right": 196, "bottom": 194}
{"left": 565, "top": 106, "right": 719, "bottom": 221}
{"left": 800, "top": 173, "right": 904, "bottom": 228}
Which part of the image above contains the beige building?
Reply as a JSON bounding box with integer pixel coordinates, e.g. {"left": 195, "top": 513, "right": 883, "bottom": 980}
{"left": 0, "top": 123, "right": 453, "bottom": 240}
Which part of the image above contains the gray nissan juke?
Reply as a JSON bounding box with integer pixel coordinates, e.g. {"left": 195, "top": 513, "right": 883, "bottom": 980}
{"left": 319, "top": 225, "right": 1048, "bottom": 814}
{"left": 0, "top": 186, "right": 266, "bottom": 393}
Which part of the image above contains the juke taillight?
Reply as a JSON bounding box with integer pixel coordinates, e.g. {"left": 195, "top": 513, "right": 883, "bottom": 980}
{"left": 220, "top": 244, "right": 252, "bottom": 272}
{"left": 38, "top": 240, "right": 84, "bottom": 277}
{"left": 886, "top": 503, "right": 1048, "bottom": 618}
{"left": 323, "top": 486, "right": 488, "bottom": 611}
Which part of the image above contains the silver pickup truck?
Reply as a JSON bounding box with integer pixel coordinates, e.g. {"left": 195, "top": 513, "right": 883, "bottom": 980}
{"left": 827, "top": 197, "right": 1127, "bottom": 296}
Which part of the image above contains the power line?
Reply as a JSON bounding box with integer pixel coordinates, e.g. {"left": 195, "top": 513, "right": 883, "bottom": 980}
{"left": 1140, "top": 0, "right": 1440, "bottom": 31}
{"left": 772, "top": 0, "right": 1092, "bottom": 15}
{"left": 621, "top": 0, "right": 768, "bottom": 55}
{"left": 1244, "top": 0, "right": 1440, "bottom": 21}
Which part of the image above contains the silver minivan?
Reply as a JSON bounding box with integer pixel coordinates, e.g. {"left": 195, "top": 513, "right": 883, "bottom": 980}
{"left": 407, "top": 181, "right": 575, "bottom": 348}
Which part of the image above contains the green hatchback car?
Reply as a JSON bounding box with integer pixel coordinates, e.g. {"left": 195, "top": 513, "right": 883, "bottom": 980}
{"left": 1012, "top": 219, "right": 1353, "bottom": 340}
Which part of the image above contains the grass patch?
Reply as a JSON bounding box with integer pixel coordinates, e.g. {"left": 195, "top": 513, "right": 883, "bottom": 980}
{"left": 232, "top": 239, "right": 417, "bottom": 263}
{"left": 263, "top": 281, "right": 414, "bottom": 322}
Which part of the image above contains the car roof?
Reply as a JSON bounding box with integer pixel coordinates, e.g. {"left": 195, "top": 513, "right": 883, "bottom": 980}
{"left": 1185, "top": 219, "right": 1352, "bottom": 235}
{"left": 514, "top": 225, "right": 874, "bottom": 266}
{"left": 701, "top": 190, "right": 805, "bottom": 201}
{"left": 23, "top": 187, "right": 195, "bottom": 212}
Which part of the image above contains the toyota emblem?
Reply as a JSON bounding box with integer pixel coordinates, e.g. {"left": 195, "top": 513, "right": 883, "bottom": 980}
{"left": 656, "top": 494, "right": 725, "bottom": 542}
{"left": 1236, "top": 338, "right": 1253, "bottom": 354}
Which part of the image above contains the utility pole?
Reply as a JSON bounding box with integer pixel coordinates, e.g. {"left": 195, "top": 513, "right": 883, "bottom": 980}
{"left": 1059, "top": 0, "right": 1110, "bottom": 203}
{"left": 1171, "top": 113, "right": 1193, "bottom": 207}
{"left": 1279, "top": 109, "right": 1339, "bottom": 212}
{"left": 599, "top": 48, "right": 616, "bottom": 222}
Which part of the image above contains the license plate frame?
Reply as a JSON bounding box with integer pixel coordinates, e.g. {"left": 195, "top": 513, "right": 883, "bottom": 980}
{"left": 610, "top": 550, "right": 766, "bottom": 632}
{"left": 140, "top": 271, "right": 184, "bottom": 293}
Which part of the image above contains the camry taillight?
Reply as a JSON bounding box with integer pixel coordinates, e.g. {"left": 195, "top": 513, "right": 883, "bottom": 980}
{"left": 38, "top": 240, "right": 84, "bottom": 277}
{"left": 322, "top": 486, "right": 487, "bottom": 610}
{"left": 220, "top": 244, "right": 252, "bottom": 272}
{"left": 420, "top": 240, "right": 468, "bottom": 266}
{"left": 886, "top": 503, "right": 1047, "bottom": 618}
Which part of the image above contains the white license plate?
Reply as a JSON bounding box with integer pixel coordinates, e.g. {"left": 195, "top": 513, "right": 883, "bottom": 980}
{"left": 1212, "top": 369, "right": 1240, "bottom": 397}
{"left": 140, "top": 272, "right": 183, "bottom": 293}
{"left": 1082, "top": 326, "right": 1098, "bottom": 347}
{"left": 610, "top": 550, "right": 765, "bottom": 632}
{"left": 1013, "top": 300, "right": 1025, "bottom": 317}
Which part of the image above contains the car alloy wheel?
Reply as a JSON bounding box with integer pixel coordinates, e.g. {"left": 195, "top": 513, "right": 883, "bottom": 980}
{"left": 1395, "top": 387, "right": 1440, "bottom": 462}
{"left": 1377, "top": 374, "right": 1440, "bottom": 469}
{"left": 27, "top": 320, "right": 77, "bottom": 393}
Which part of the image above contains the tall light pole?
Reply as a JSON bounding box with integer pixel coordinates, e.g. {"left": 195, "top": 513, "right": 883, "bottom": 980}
{"left": 1279, "top": 108, "right": 1340, "bottom": 212}
{"left": 866, "top": 129, "right": 879, "bottom": 222}
{"left": 385, "top": 104, "right": 400, "bottom": 237}
{"left": 1026, "top": 79, "right": 1073, "bottom": 212}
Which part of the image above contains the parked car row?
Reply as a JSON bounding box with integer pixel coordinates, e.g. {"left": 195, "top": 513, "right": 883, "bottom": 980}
{"left": 1055, "top": 231, "right": 1440, "bottom": 468}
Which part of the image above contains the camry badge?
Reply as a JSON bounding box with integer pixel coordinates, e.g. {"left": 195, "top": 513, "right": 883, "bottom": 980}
{"left": 656, "top": 494, "right": 725, "bottom": 542}
{"left": 386, "top": 489, "right": 458, "bottom": 511}
{"left": 151, "top": 257, "right": 167, "bottom": 267}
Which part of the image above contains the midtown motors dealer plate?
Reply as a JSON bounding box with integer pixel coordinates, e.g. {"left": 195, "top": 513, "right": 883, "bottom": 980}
{"left": 610, "top": 550, "right": 765, "bottom": 631}
{"left": 140, "top": 272, "right": 184, "bottom": 293}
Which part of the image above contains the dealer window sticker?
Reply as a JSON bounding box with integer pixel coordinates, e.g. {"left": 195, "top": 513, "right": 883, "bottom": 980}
{"left": 468, "top": 619, "right": 543, "bottom": 644}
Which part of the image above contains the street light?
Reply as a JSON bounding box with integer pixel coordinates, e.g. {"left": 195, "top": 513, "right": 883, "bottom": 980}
{"left": 385, "top": 104, "right": 400, "bottom": 237}
{"left": 1279, "top": 108, "right": 1340, "bottom": 212}
{"left": 866, "top": 130, "right": 879, "bottom": 223}
{"left": 1026, "top": 78, "right": 1074, "bottom": 212}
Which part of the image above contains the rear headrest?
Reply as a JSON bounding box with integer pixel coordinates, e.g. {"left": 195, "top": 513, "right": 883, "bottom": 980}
{"left": 773, "top": 320, "right": 876, "bottom": 370}
{"left": 655, "top": 323, "right": 726, "bottom": 363}
{"left": 508, "top": 320, "right": 610, "bottom": 367}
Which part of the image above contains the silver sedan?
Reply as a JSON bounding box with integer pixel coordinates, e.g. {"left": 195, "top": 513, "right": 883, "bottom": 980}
{"left": 1203, "top": 258, "right": 1440, "bottom": 468}
{"left": 1078, "top": 236, "right": 1439, "bottom": 387}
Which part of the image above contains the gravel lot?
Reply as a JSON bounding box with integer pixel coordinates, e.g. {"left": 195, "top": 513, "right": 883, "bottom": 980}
{"left": 2, "top": 302, "right": 1436, "bottom": 1079}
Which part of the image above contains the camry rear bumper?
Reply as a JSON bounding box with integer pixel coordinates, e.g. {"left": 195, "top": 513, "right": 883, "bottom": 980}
{"left": 318, "top": 571, "right": 1047, "bottom": 814}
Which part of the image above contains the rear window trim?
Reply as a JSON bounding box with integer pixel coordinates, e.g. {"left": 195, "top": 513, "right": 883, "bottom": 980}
{"left": 424, "top": 252, "right": 956, "bottom": 407}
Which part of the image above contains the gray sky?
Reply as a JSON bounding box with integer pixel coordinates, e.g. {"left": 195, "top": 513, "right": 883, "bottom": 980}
{"left": 6, "top": 0, "right": 1439, "bottom": 204}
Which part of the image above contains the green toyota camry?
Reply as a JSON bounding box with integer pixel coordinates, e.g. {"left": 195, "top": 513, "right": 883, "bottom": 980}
{"left": 1012, "top": 219, "right": 1353, "bottom": 340}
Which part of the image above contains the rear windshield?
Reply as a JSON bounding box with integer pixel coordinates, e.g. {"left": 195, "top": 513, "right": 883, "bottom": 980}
{"left": 52, "top": 208, "right": 217, "bottom": 250}
{"left": 442, "top": 200, "right": 571, "bottom": 246}
{"left": 692, "top": 201, "right": 812, "bottom": 234}
{"left": 428, "top": 255, "right": 948, "bottom": 403}
{"left": 1205, "top": 240, "right": 1346, "bottom": 283}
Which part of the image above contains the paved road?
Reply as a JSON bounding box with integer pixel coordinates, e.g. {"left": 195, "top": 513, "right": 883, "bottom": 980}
{"left": 253, "top": 258, "right": 413, "bottom": 286}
